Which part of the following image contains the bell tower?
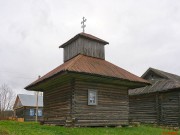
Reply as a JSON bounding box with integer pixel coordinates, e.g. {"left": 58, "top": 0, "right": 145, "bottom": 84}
{"left": 59, "top": 33, "right": 109, "bottom": 62}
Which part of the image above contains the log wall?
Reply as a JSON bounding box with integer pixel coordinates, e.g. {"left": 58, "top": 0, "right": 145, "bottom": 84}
{"left": 73, "top": 80, "right": 129, "bottom": 127}
{"left": 129, "top": 93, "right": 157, "bottom": 124}
{"left": 43, "top": 79, "right": 73, "bottom": 125}
{"left": 159, "top": 91, "right": 179, "bottom": 126}
{"left": 129, "top": 90, "right": 180, "bottom": 126}
{"left": 42, "top": 75, "right": 130, "bottom": 127}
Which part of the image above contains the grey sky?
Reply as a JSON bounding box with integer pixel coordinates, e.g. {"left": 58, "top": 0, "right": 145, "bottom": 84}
{"left": 0, "top": 0, "right": 180, "bottom": 94}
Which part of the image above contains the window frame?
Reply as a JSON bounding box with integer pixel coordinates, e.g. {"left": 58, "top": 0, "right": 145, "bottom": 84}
{"left": 38, "top": 108, "right": 43, "bottom": 116}
{"left": 88, "top": 89, "right": 98, "bottom": 105}
{"left": 29, "top": 109, "right": 34, "bottom": 116}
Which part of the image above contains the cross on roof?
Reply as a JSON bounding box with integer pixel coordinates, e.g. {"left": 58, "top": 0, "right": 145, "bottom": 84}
{"left": 81, "top": 17, "right": 87, "bottom": 33}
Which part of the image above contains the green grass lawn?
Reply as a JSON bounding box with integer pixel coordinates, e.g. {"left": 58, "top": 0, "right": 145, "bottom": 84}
{"left": 0, "top": 120, "right": 178, "bottom": 135}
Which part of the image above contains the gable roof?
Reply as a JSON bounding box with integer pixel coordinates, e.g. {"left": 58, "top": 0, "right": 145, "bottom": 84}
{"left": 14, "top": 94, "right": 43, "bottom": 108}
{"left": 129, "top": 67, "right": 180, "bottom": 95}
{"left": 59, "top": 33, "right": 109, "bottom": 48}
{"left": 142, "top": 67, "right": 180, "bottom": 81}
{"left": 25, "top": 54, "right": 149, "bottom": 90}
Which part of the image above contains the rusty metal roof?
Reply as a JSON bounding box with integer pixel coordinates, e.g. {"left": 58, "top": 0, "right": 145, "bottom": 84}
{"left": 25, "top": 54, "right": 149, "bottom": 89}
{"left": 59, "top": 33, "right": 109, "bottom": 48}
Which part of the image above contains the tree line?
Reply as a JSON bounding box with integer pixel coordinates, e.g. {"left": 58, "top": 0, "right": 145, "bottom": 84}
{"left": 0, "top": 84, "right": 15, "bottom": 118}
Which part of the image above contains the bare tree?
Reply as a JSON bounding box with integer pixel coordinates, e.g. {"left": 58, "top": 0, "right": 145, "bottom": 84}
{"left": 0, "top": 84, "right": 15, "bottom": 112}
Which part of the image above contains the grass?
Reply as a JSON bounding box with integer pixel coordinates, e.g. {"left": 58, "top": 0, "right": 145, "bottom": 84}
{"left": 0, "top": 120, "right": 178, "bottom": 135}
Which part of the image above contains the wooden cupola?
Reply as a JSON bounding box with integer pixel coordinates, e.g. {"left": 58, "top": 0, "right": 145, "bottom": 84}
{"left": 59, "top": 33, "right": 109, "bottom": 62}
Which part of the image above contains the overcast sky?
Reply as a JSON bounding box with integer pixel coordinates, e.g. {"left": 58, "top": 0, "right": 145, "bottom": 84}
{"left": 0, "top": 0, "right": 180, "bottom": 94}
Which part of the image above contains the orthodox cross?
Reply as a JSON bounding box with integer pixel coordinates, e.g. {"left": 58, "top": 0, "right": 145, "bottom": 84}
{"left": 81, "top": 17, "right": 87, "bottom": 33}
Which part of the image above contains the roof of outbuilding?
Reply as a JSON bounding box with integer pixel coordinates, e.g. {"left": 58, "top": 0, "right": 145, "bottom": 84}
{"left": 142, "top": 67, "right": 180, "bottom": 81}
{"left": 59, "top": 32, "right": 109, "bottom": 48}
{"left": 129, "top": 68, "right": 180, "bottom": 95}
{"left": 25, "top": 54, "right": 149, "bottom": 89}
{"left": 16, "top": 94, "right": 43, "bottom": 107}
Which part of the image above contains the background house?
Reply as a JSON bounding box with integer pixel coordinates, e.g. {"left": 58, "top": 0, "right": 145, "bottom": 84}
{"left": 25, "top": 33, "right": 149, "bottom": 127}
{"left": 129, "top": 67, "right": 180, "bottom": 126}
{"left": 13, "top": 94, "right": 43, "bottom": 121}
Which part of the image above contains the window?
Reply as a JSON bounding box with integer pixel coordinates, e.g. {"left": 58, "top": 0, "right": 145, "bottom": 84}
{"left": 88, "top": 89, "right": 97, "bottom": 105}
{"left": 150, "top": 74, "right": 154, "bottom": 80}
{"left": 38, "top": 109, "right": 43, "bottom": 116}
{"left": 30, "top": 109, "right": 34, "bottom": 116}
{"left": 30, "top": 108, "right": 42, "bottom": 116}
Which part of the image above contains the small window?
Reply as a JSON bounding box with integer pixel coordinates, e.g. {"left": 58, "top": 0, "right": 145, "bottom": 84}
{"left": 151, "top": 74, "right": 154, "bottom": 80}
{"left": 38, "top": 109, "right": 43, "bottom": 116}
{"left": 88, "top": 89, "right": 98, "bottom": 105}
{"left": 30, "top": 109, "right": 34, "bottom": 116}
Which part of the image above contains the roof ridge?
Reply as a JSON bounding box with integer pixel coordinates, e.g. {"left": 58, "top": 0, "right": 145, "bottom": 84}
{"left": 79, "top": 33, "right": 109, "bottom": 44}
{"left": 150, "top": 67, "right": 180, "bottom": 80}
{"left": 59, "top": 33, "right": 109, "bottom": 48}
{"left": 18, "top": 94, "right": 33, "bottom": 96}
{"left": 18, "top": 94, "right": 43, "bottom": 97}
{"left": 149, "top": 68, "right": 169, "bottom": 79}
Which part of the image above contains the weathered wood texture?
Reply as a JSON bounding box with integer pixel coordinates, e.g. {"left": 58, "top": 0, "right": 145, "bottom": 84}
{"left": 129, "top": 90, "right": 180, "bottom": 126}
{"left": 15, "top": 107, "right": 43, "bottom": 121}
{"left": 63, "top": 37, "right": 105, "bottom": 62}
{"left": 43, "top": 76, "right": 129, "bottom": 127}
{"left": 159, "top": 91, "right": 179, "bottom": 126}
{"left": 72, "top": 80, "right": 129, "bottom": 127}
{"left": 129, "top": 93, "right": 157, "bottom": 124}
{"left": 43, "top": 79, "right": 73, "bottom": 125}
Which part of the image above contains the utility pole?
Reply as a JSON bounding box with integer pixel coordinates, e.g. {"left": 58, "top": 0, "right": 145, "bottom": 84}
{"left": 35, "top": 76, "right": 40, "bottom": 122}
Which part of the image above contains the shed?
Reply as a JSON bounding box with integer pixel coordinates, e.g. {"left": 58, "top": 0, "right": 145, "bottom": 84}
{"left": 13, "top": 94, "right": 43, "bottom": 121}
{"left": 25, "top": 32, "right": 149, "bottom": 127}
{"left": 129, "top": 67, "right": 180, "bottom": 126}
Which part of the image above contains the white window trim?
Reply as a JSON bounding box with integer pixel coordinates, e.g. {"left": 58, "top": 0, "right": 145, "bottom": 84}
{"left": 30, "top": 109, "right": 34, "bottom": 116}
{"left": 38, "top": 109, "right": 42, "bottom": 116}
{"left": 88, "top": 89, "right": 98, "bottom": 105}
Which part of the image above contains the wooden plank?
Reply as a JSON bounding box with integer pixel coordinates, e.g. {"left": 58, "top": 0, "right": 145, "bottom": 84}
{"left": 64, "top": 38, "right": 105, "bottom": 62}
{"left": 73, "top": 80, "right": 129, "bottom": 126}
{"left": 130, "top": 91, "right": 180, "bottom": 126}
{"left": 43, "top": 80, "right": 72, "bottom": 124}
{"left": 129, "top": 93, "right": 157, "bottom": 124}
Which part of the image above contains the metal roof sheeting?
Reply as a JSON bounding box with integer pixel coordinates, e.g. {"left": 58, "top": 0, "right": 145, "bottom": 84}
{"left": 25, "top": 54, "right": 149, "bottom": 89}
{"left": 17, "top": 94, "right": 43, "bottom": 107}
